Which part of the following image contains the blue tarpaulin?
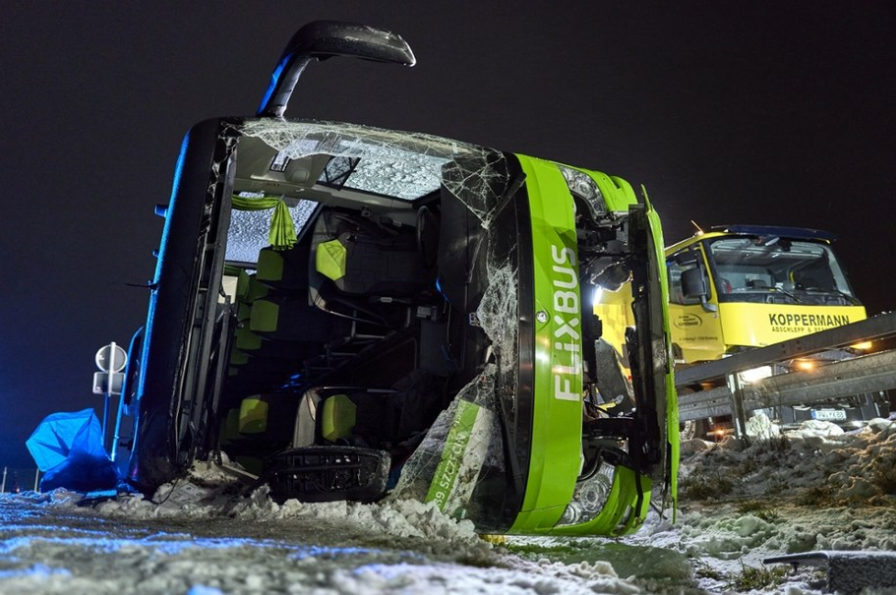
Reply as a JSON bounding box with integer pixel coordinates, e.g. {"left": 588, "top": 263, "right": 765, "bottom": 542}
{"left": 26, "top": 408, "right": 121, "bottom": 492}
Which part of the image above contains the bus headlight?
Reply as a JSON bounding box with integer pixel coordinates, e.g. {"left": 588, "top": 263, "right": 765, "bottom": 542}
{"left": 557, "top": 463, "right": 615, "bottom": 527}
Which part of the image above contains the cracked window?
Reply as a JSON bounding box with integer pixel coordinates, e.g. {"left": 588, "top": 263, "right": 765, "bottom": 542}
{"left": 225, "top": 198, "right": 316, "bottom": 264}
{"left": 237, "top": 119, "right": 489, "bottom": 200}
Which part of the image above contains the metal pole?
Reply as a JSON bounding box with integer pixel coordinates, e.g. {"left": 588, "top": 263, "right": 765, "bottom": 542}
{"left": 33, "top": 469, "right": 40, "bottom": 492}
{"left": 101, "top": 341, "right": 116, "bottom": 452}
{"left": 109, "top": 341, "right": 129, "bottom": 462}
{"left": 727, "top": 372, "right": 749, "bottom": 442}
{"left": 103, "top": 392, "right": 111, "bottom": 451}
{"left": 111, "top": 388, "right": 124, "bottom": 462}
{"left": 1, "top": 467, "right": 6, "bottom": 493}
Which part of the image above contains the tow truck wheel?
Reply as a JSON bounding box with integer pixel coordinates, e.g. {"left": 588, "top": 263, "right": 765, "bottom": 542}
{"left": 680, "top": 419, "right": 709, "bottom": 441}
{"left": 677, "top": 386, "right": 709, "bottom": 440}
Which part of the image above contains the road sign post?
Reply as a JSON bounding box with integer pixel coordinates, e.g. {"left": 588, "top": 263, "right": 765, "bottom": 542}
{"left": 94, "top": 342, "right": 127, "bottom": 455}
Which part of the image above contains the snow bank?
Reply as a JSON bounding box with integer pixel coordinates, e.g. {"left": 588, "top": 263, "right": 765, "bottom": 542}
{"left": 6, "top": 416, "right": 896, "bottom": 594}
{"left": 662, "top": 416, "right": 896, "bottom": 592}
{"left": 1, "top": 479, "right": 640, "bottom": 595}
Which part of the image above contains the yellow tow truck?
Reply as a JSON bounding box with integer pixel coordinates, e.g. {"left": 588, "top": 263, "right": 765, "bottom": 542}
{"left": 594, "top": 224, "right": 887, "bottom": 433}
{"left": 665, "top": 224, "right": 886, "bottom": 430}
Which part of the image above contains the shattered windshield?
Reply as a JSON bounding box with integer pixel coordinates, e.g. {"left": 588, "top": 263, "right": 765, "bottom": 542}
{"left": 237, "top": 119, "right": 483, "bottom": 198}
{"left": 708, "top": 237, "right": 857, "bottom": 304}
{"left": 317, "top": 150, "right": 450, "bottom": 199}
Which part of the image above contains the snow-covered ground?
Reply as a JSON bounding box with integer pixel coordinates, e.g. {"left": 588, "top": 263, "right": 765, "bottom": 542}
{"left": 3, "top": 416, "right": 896, "bottom": 594}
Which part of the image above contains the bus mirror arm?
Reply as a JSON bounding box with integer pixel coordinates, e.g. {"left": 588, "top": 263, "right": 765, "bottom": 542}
{"left": 257, "top": 21, "right": 416, "bottom": 118}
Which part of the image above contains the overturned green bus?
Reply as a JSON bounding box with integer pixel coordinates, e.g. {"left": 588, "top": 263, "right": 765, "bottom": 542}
{"left": 120, "top": 21, "right": 677, "bottom": 536}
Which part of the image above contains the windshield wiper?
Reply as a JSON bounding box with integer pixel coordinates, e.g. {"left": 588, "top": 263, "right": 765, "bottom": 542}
{"left": 825, "top": 288, "right": 862, "bottom": 306}
{"left": 772, "top": 286, "right": 803, "bottom": 303}
{"left": 794, "top": 286, "right": 862, "bottom": 306}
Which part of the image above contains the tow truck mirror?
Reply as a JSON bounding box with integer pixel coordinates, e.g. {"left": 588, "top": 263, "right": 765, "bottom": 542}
{"left": 257, "top": 20, "right": 416, "bottom": 118}
{"left": 681, "top": 267, "right": 718, "bottom": 313}
{"left": 681, "top": 267, "right": 707, "bottom": 299}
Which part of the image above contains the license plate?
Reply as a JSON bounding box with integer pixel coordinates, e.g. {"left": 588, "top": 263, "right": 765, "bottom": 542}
{"left": 811, "top": 409, "right": 847, "bottom": 421}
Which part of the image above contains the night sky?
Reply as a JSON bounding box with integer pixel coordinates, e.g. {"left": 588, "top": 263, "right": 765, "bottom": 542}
{"left": 2, "top": 3, "right": 894, "bottom": 467}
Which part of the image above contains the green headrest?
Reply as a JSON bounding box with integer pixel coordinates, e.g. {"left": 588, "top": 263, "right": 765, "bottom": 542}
{"left": 235, "top": 326, "right": 263, "bottom": 351}
{"left": 316, "top": 239, "right": 347, "bottom": 281}
{"left": 239, "top": 396, "right": 269, "bottom": 434}
{"left": 249, "top": 299, "right": 280, "bottom": 334}
{"left": 257, "top": 249, "right": 285, "bottom": 283}
{"left": 321, "top": 394, "right": 357, "bottom": 442}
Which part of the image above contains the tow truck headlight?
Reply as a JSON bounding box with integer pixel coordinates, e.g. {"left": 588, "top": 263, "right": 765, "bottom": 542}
{"left": 739, "top": 366, "right": 773, "bottom": 383}
{"left": 794, "top": 359, "right": 816, "bottom": 372}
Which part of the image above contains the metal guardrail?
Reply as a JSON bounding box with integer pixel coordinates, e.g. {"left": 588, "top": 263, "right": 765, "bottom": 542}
{"left": 675, "top": 311, "right": 896, "bottom": 434}
{"left": 675, "top": 310, "right": 896, "bottom": 387}
{"left": 679, "top": 348, "right": 896, "bottom": 422}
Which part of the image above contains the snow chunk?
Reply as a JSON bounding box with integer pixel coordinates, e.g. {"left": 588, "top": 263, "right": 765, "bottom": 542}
{"left": 746, "top": 412, "right": 781, "bottom": 439}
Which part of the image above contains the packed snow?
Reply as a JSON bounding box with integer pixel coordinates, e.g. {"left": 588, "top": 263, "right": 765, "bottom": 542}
{"left": 3, "top": 414, "right": 896, "bottom": 594}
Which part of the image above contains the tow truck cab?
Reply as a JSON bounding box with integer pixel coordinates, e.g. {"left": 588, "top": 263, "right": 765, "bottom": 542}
{"left": 119, "top": 21, "right": 677, "bottom": 536}
{"left": 666, "top": 225, "right": 886, "bottom": 424}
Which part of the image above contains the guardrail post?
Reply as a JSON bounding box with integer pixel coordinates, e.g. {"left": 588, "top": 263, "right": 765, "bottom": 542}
{"left": 727, "top": 373, "right": 749, "bottom": 442}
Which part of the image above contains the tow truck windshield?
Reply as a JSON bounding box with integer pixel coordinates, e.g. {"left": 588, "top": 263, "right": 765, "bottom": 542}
{"left": 707, "top": 236, "right": 859, "bottom": 306}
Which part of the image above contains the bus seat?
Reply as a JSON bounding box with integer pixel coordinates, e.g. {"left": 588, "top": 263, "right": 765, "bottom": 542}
{"left": 257, "top": 244, "right": 311, "bottom": 292}
{"left": 249, "top": 294, "right": 348, "bottom": 343}
{"left": 292, "top": 387, "right": 401, "bottom": 449}
{"left": 310, "top": 209, "right": 425, "bottom": 300}
{"left": 234, "top": 326, "right": 315, "bottom": 360}
{"left": 239, "top": 395, "right": 270, "bottom": 434}
{"left": 320, "top": 393, "right": 357, "bottom": 442}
